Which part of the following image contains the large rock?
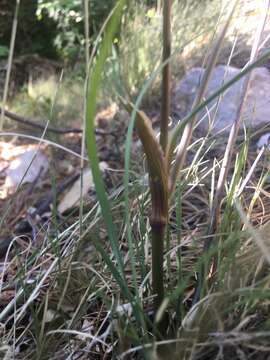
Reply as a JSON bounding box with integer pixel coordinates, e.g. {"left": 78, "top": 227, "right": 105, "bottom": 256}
{"left": 172, "top": 65, "right": 270, "bottom": 135}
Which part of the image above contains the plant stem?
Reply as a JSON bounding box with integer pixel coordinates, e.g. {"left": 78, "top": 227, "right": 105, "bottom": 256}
{"left": 151, "top": 222, "right": 165, "bottom": 313}
{"left": 160, "top": 0, "right": 171, "bottom": 153}
{"left": 0, "top": 0, "right": 20, "bottom": 130}
{"left": 151, "top": 0, "right": 171, "bottom": 331}
{"left": 169, "top": 0, "right": 238, "bottom": 194}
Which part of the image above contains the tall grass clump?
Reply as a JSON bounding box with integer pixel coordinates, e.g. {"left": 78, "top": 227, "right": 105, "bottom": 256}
{"left": 85, "top": 0, "right": 270, "bottom": 353}
{"left": 120, "top": 0, "right": 238, "bottom": 321}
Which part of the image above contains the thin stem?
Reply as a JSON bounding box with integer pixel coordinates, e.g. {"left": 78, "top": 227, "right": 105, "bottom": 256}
{"left": 157, "top": 0, "right": 162, "bottom": 15}
{"left": 0, "top": 0, "right": 20, "bottom": 130}
{"left": 83, "top": 0, "right": 90, "bottom": 66}
{"left": 169, "top": 0, "right": 238, "bottom": 194}
{"left": 160, "top": 0, "right": 172, "bottom": 153}
{"left": 151, "top": 222, "right": 165, "bottom": 315}
{"left": 80, "top": 0, "right": 90, "bottom": 236}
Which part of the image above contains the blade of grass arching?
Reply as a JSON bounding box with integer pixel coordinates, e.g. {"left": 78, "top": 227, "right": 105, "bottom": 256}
{"left": 187, "top": 32, "right": 239, "bottom": 173}
{"left": 0, "top": 0, "right": 20, "bottom": 130}
{"left": 85, "top": 0, "right": 127, "bottom": 274}
{"left": 169, "top": 0, "right": 238, "bottom": 194}
{"left": 0, "top": 132, "right": 89, "bottom": 160}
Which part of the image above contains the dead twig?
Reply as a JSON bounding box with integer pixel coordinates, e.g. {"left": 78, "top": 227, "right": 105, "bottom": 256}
{"left": 0, "top": 107, "right": 114, "bottom": 136}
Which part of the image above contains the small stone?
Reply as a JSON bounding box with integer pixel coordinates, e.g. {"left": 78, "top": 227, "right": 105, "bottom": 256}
{"left": 257, "top": 133, "right": 270, "bottom": 150}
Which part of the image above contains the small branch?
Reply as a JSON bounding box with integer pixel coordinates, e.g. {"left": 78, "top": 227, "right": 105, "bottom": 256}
{"left": 0, "top": 107, "right": 113, "bottom": 136}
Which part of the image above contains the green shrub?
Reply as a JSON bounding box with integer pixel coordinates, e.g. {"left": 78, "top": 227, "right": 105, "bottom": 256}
{"left": 37, "top": 0, "right": 117, "bottom": 61}
{"left": 0, "top": 45, "right": 9, "bottom": 58}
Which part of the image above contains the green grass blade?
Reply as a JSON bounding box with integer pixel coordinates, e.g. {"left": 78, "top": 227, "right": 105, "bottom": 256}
{"left": 85, "top": 0, "right": 127, "bottom": 274}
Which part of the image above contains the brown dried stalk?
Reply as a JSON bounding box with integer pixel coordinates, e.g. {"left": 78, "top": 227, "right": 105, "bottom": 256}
{"left": 160, "top": 0, "right": 172, "bottom": 153}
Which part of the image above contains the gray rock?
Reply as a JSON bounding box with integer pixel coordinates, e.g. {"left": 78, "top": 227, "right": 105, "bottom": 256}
{"left": 257, "top": 132, "right": 270, "bottom": 150}
{"left": 172, "top": 65, "right": 270, "bottom": 135}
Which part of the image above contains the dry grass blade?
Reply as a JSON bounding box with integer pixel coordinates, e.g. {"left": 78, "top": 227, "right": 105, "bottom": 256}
{"left": 0, "top": 132, "right": 89, "bottom": 161}
{"left": 235, "top": 200, "right": 270, "bottom": 265}
{"left": 236, "top": 145, "right": 265, "bottom": 198}
{"left": 168, "top": 0, "right": 238, "bottom": 194}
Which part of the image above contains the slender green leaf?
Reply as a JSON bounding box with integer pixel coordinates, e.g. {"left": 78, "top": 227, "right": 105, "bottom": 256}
{"left": 85, "top": 0, "right": 127, "bottom": 273}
